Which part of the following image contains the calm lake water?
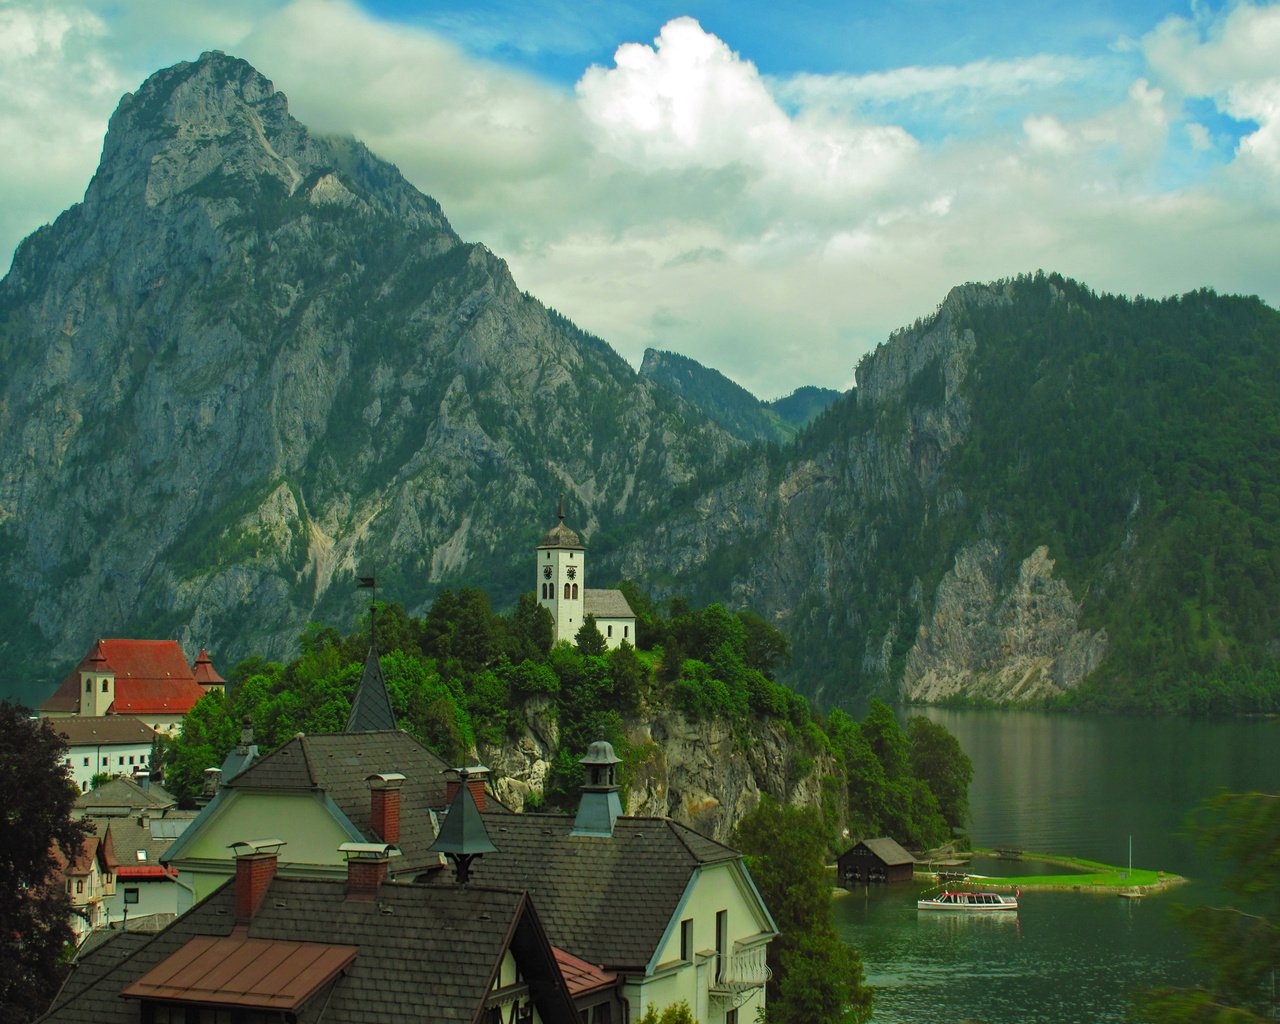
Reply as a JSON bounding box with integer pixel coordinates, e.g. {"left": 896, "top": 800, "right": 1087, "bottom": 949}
{"left": 834, "top": 708, "right": 1280, "bottom": 1024}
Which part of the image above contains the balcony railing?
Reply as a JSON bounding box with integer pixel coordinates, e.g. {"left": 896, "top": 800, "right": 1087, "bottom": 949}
{"left": 709, "top": 945, "right": 771, "bottom": 995}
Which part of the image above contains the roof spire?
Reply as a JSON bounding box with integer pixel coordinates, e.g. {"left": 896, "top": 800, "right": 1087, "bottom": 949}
{"left": 557, "top": 495, "right": 565, "bottom": 524}
{"left": 348, "top": 576, "right": 395, "bottom": 733}
{"left": 429, "top": 767, "right": 497, "bottom": 883}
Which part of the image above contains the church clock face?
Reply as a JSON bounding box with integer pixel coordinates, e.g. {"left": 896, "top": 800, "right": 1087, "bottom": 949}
{"left": 566, "top": 566, "right": 577, "bottom": 580}
{"left": 543, "top": 566, "right": 553, "bottom": 579}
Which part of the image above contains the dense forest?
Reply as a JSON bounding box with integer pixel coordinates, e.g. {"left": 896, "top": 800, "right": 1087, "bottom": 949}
{"left": 757, "top": 274, "right": 1280, "bottom": 713}
{"left": 161, "top": 585, "right": 973, "bottom": 854}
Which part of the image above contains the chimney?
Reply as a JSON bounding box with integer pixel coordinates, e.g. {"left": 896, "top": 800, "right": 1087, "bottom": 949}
{"left": 340, "top": 843, "right": 397, "bottom": 900}
{"left": 444, "top": 766, "right": 489, "bottom": 813}
{"left": 367, "top": 773, "right": 406, "bottom": 844}
{"left": 228, "top": 840, "right": 284, "bottom": 923}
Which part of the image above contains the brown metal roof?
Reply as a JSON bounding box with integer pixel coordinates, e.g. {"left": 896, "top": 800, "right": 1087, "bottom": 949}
{"left": 121, "top": 933, "right": 356, "bottom": 1010}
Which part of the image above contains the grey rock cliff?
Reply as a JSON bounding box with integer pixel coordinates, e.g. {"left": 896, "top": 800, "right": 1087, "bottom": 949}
{"left": 0, "top": 52, "right": 737, "bottom": 690}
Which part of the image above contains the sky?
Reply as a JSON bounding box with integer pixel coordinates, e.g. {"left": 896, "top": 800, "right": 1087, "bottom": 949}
{"left": 2, "top": 1, "right": 1279, "bottom": 398}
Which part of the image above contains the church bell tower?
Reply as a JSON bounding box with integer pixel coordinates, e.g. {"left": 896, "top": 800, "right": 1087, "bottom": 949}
{"left": 536, "top": 500, "right": 585, "bottom": 644}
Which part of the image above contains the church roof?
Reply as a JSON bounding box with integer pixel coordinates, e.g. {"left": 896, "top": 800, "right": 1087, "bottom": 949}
{"left": 345, "top": 646, "right": 397, "bottom": 732}
{"left": 584, "top": 589, "right": 635, "bottom": 620}
{"left": 191, "top": 648, "right": 225, "bottom": 686}
{"left": 539, "top": 521, "right": 583, "bottom": 548}
{"left": 40, "top": 640, "right": 206, "bottom": 715}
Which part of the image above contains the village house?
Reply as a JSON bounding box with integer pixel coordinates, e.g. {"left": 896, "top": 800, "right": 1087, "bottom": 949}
{"left": 55, "top": 717, "right": 160, "bottom": 793}
{"left": 54, "top": 830, "right": 117, "bottom": 945}
{"left": 39, "top": 639, "right": 225, "bottom": 736}
{"left": 40, "top": 840, "right": 585, "bottom": 1024}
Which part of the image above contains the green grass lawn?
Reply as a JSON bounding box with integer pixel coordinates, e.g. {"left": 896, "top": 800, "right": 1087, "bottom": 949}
{"left": 966, "top": 850, "right": 1173, "bottom": 888}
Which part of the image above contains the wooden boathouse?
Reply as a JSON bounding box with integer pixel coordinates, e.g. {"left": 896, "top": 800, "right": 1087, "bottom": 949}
{"left": 837, "top": 837, "right": 916, "bottom": 885}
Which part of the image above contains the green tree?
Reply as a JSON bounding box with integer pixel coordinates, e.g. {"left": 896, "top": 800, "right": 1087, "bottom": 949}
{"left": 164, "top": 690, "right": 238, "bottom": 805}
{"left": 733, "top": 798, "right": 873, "bottom": 1024}
{"left": 908, "top": 715, "right": 974, "bottom": 831}
{"left": 575, "top": 614, "right": 608, "bottom": 657}
{"left": 0, "top": 702, "right": 92, "bottom": 1024}
{"left": 1131, "top": 791, "right": 1280, "bottom": 1022}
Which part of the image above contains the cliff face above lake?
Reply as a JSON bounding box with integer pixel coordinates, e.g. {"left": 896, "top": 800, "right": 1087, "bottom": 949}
{"left": 0, "top": 52, "right": 737, "bottom": 698}
{"left": 608, "top": 278, "right": 1280, "bottom": 711}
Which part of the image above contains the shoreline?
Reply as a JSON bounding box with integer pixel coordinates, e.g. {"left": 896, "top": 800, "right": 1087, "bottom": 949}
{"left": 914, "top": 847, "right": 1188, "bottom": 894}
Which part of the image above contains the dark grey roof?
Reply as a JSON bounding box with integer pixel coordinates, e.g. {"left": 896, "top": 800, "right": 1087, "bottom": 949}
{"left": 86, "top": 816, "right": 173, "bottom": 867}
{"left": 583, "top": 589, "right": 635, "bottom": 619}
{"left": 41, "top": 877, "right": 579, "bottom": 1024}
{"left": 225, "top": 731, "right": 497, "bottom": 874}
{"left": 75, "top": 776, "right": 173, "bottom": 813}
{"left": 432, "top": 813, "right": 740, "bottom": 969}
{"left": 54, "top": 718, "right": 159, "bottom": 746}
{"left": 846, "top": 837, "right": 915, "bottom": 866}
{"left": 345, "top": 646, "right": 397, "bottom": 732}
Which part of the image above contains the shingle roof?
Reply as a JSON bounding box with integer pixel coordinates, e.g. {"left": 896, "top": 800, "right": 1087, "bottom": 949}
{"left": 191, "top": 649, "right": 226, "bottom": 686}
{"left": 75, "top": 776, "right": 174, "bottom": 812}
{"left": 54, "top": 718, "right": 160, "bottom": 747}
{"left": 225, "top": 731, "right": 484, "bottom": 875}
{"left": 539, "top": 522, "right": 583, "bottom": 548}
{"left": 40, "top": 640, "right": 202, "bottom": 714}
{"left": 584, "top": 590, "right": 635, "bottom": 619}
{"left": 86, "top": 817, "right": 176, "bottom": 875}
{"left": 40, "top": 877, "right": 579, "bottom": 1024}
{"left": 435, "top": 813, "right": 740, "bottom": 969}
{"left": 852, "top": 837, "right": 916, "bottom": 866}
{"left": 345, "top": 646, "right": 397, "bottom": 732}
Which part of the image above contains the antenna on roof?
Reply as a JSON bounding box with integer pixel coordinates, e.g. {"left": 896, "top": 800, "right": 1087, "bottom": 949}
{"left": 358, "top": 574, "right": 378, "bottom": 650}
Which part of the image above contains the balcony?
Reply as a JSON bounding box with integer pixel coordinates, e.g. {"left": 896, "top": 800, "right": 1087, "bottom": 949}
{"left": 709, "top": 944, "right": 771, "bottom": 997}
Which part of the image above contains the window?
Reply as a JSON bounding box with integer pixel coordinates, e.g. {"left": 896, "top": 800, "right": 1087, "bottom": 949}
{"left": 101, "top": 679, "right": 109, "bottom": 692}
{"left": 76, "top": 880, "right": 84, "bottom": 894}
{"left": 572, "top": 584, "right": 578, "bottom": 599}
{"left": 726, "top": 1011, "right": 738, "bottom": 1024}
{"left": 129, "top": 755, "right": 135, "bottom": 765}
{"left": 564, "top": 583, "right": 571, "bottom": 599}
{"left": 715, "top": 910, "right": 728, "bottom": 981}
{"left": 85, "top": 680, "right": 91, "bottom": 693}
{"left": 680, "top": 918, "right": 693, "bottom": 961}
{"left": 624, "top": 626, "right": 629, "bottom": 638}
{"left": 102, "top": 757, "right": 109, "bottom": 766}
{"left": 119, "top": 756, "right": 125, "bottom": 765}
{"left": 607, "top": 625, "right": 613, "bottom": 637}
{"left": 83, "top": 757, "right": 89, "bottom": 766}
{"left": 81, "top": 781, "right": 87, "bottom": 792}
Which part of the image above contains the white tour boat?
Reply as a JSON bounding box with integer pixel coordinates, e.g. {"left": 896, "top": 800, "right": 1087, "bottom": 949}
{"left": 918, "top": 889, "right": 1019, "bottom": 912}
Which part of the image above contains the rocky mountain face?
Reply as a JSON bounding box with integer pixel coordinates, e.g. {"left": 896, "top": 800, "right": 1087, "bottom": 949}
{"left": 0, "top": 52, "right": 739, "bottom": 702}
{"left": 767, "top": 385, "right": 843, "bottom": 430}
{"left": 5, "top": 53, "right": 1275, "bottom": 714}
{"left": 480, "top": 699, "right": 836, "bottom": 843}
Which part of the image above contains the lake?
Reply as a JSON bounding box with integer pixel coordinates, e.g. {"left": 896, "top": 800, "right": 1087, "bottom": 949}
{"left": 833, "top": 708, "right": 1280, "bottom": 1023}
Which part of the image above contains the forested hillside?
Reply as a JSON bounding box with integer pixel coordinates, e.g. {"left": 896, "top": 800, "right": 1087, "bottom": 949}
{"left": 608, "top": 275, "right": 1280, "bottom": 713}
{"left": 166, "top": 589, "right": 972, "bottom": 849}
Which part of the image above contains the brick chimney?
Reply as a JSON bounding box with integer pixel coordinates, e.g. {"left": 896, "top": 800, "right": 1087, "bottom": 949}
{"left": 228, "top": 840, "right": 284, "bottom": 923}
{"left": 340, "top": 843, "right": 396, "bottom": 901}
{"left": 444, "top": 766, "right": 489, "bottom": 812}
{"left": 367, "top": 773, "right": 405, "bottom": 844}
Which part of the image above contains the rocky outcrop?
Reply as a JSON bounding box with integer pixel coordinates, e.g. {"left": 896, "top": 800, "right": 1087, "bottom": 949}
{"left": 902, "top": 541, "right": 1109, "bottom": 701}
{"left": 481, "top": 703, "right": 837, "bottom": 842}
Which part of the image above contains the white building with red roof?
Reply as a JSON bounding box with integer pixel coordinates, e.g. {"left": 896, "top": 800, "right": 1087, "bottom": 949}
{"left": 39, "top": 639, "right": 225, "bottom": 737}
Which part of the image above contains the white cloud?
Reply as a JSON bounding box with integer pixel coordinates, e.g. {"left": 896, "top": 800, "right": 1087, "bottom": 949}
{"left": 1143, "top": 2, "right": 1280, "bottom": 174}
{"left": 0, "top": 3, "right": 1278, "bottom": 399}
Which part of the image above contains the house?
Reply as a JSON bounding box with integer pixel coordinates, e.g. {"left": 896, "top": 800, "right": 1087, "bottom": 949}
{"left": 40, "top": 841, "right": 585, "bottom": 1024}
{"left": 73, "top": 776, "right": 198, "bottom": 930}
{"left": 160, "top": 727, "right": 474, "bottom": 904}
{"left": 537, "top": 503, "right": 636, "bottom": 649}
{"left": 55, "top": 717, "right": 160, "bottom": 793}
{"left": 430, "top": 742, "right": 777, "bottom": 1023}
{"left": 39, "top": 639, "right": 223, "bottom": 736}
{"left": 54, "top": 831, "right": 118, "bottom": 945}
{"left": 837, "top": 836, "right": 917, "bottom": 885}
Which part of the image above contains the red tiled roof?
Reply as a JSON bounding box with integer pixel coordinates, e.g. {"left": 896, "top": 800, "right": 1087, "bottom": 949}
{"left": 39, "top": 640, "right": 204, "bottom": 714}
{"left": 117, "top": 866, "right": 178, "bottom": 880}
{"left": 110, "top": 679, "right": 207, "bottom": 715}
{"left": 122, "top": 933, "right": 358, "bottom": 1010}
{"left": 552, "top": 947, "right": 618, "bottom": 998}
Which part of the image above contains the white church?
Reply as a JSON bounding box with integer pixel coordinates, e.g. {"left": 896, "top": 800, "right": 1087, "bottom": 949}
{"left": 535, "top": 504, "right": 636, "bottom": 649}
